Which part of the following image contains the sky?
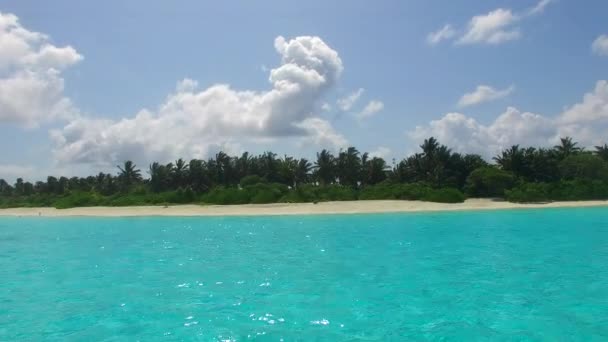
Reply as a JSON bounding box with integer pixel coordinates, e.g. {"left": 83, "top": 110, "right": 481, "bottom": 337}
{"left": 0, "top": 0, "right": 607, "bottom": 182}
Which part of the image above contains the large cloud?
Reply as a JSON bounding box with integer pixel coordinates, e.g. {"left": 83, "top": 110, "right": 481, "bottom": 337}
{"left": 409, "top": 81, "right": 608, "bottom": 159}
{"left": 51, "top": 36, "right": 348, "bottom": 165}
{"left": 0, "top": 12, "right": 82, "bottom": 126}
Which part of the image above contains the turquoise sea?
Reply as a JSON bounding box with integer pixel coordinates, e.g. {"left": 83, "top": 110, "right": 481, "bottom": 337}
{"left": 1, "top": 208, "right": 608, "bottom": 341}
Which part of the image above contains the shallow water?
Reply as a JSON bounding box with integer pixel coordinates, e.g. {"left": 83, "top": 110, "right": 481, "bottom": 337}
{"left": 1, "top": 208, "right": 608, "bottom": 341}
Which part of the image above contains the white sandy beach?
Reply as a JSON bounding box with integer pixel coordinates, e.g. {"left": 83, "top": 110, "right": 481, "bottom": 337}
{"left": 0, "top": 199, "right": 607, "bottom": 217}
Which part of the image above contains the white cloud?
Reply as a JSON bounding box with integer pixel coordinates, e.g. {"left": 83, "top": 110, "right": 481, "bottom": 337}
{"left": 51, "top": 36, "right": 348, "bottom": 166}
{"left": 409, "top": 109, "right": 557, "bottom": 159}
{"left": 369, "top": 146, "right": 392, "bottom": 160}
{"left": 457, "top": 8, "right": 520, "bottom": 45}
{"left": 357, "top": 100, "right": 384, "bottom": 120}
{"left": 175, "top": 78, "right": 198, "bottom": 92}
{"left": 321, "top": 102, "right": 332, "bottom": 111}
{"left": 295, "top": 117, "right": 348, "bottom": 149}
{"left": 0, "top": 11, "right": 82, "bottom": 126}
{"left": 556, "top": 80, "right": 608, "bottom": 144}
{"left": 527, "top": 0, "right": 553, "bottom": 16}
{"left": 337, "top": 88, "right": 364, "bottom": 111}
{"left": 409, "top": 80, "right": 608, "bottom": 159}
{"left": 458, "top": 85, "right": 514, "bottom": 107}
{"left": 430, "top": 1, "right": 552, "bottom": 46}
{"left": 427, "top": 25, "right": 456, "bottom": 45}
{"left": 592, "top": 34, "right": 608, "bottom": 56}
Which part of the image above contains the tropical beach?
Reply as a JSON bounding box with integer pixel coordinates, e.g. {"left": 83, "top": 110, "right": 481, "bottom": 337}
{"left": 1, "top": 199, "right": 608, "bottom": 217}
{"left": 2, "top": 0, "right": 608, "bottom": 340}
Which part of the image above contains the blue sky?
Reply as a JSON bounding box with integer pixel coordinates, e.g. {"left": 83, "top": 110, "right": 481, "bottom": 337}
{"left": 0, "top": 0, "right": 607, "bottom": 181}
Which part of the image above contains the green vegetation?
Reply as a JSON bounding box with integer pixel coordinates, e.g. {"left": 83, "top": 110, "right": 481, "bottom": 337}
{"left": 465, "top": 166, "right": 515, "bottom": 198}
{"left": 2, "top": 137, "right": 608, "bottom": 208}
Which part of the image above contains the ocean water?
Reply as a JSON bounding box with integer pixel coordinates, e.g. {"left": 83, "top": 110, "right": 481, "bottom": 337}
{"left": 1, "top": 208, "right": 608, "bottom": 341}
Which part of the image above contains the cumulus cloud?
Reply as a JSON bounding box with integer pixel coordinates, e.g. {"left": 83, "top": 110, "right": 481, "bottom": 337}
{"left": 429, "top": 0, "right": 552, "bottom": 46}
{"left": 295, "top": 117, "right": 348, "bottom": 149}
{"left": 592, "top": 34, "right": 608, "bottom": 56}
{"left": 0, "top": 11, "right": 82, "bottom": 126}
{"left": 337, "top": 88, "right": 364, "bottom": 111}
{"left": 357, "top": 100, "right": 384, "bottom": 120}
{"left": 556, "top": 80, "right": 608, "bottom": 143}
{"left": 427, "top": 25, "right": 456, "bottom": 45}
{"left": 458, "top": 85, "right": 514, "bottom": 107}
{"left": 51, "top": 35, "right": 349, "bottom": 166}
{"left": 409, "top": 80, "right": 608, "bottom": 159}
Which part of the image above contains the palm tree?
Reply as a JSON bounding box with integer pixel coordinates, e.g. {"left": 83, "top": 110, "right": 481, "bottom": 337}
{"left": 172, "top": 158, "right": 189, "bottom": 188}
{"left": 416, "top": 137, "right": 452, "bottom": 186}
{"left": 259, "top": 152, "right": 279, "bottom": 183}
{"left": 554, "top": 137, "right": 581, "bottom": 159}
{"left": 420, "top": 137, "right": 440, "bottom": 157}
{"left": 494, "top": 145, "right": 523, "bottom": 171}
{"left": 0, "top": 179, "right": 12, "bottom": 195}
{"left": 314, "top": 149, "right": 336, "bottom": 185}
{"left": 236, "top": 152, "right": 253, "bottom": 181}
{"left": 117, "top": 161, "right": 142, "bottom": 190}
{"left": 278, "top": 155, "right": 298, "bottom": 187}
{"left": 401, "top": 153, "right": 425, "bottom": 183}
{"left": 214, "top": 151, "right": 232, "bottom": 185}
{"left": 364, "top": 157, "right": 388, "bottom": 185}
{"left": 429, "top": 144, "right": 452, "bottom": 186}
{"left": 295, "top": 158, "right": 312, "bottom": 187}
{"left": 188, "top": 159, "right": 211, "bottom": 192}
{"left": 594, "top": 144, "right": 608, "bottom": 161}
{"left": 14, "top": 178, "right": 24, "bottom": 196}
{"left": 149, "top": 162, "right": 170, "bottom": 192}
{"left": 337, "top": 147, "right": 362, "bottom": 187}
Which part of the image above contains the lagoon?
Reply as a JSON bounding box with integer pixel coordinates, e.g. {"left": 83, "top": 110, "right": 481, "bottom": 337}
{"left": 1, "top": 208, "right": 607, "bottom": 340}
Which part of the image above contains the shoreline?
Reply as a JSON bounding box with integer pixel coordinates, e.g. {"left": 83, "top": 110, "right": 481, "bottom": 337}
{"left": 1, "top": 199, "right": 608, "bottom": 217}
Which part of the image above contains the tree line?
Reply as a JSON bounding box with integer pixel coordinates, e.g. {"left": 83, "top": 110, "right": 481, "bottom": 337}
{"left": 1, "top": 137, "right": 608, "bottom": 208}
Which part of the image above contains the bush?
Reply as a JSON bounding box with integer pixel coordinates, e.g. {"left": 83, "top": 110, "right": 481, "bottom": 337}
{"left": 201, "top": 187, "right": 250, "bottom": 205}
{"left": 358, "top": 182, "right": 395, "bottom": 200}
{"left": 54, "top": 191, "right": 102, "bottom": 209}
{"left": 199, "top": 183, "right": 288, "bottom": 205}
{"left": 314, "top": 185, "right": 358, "bottom": 201}
{"left": 505, "top": 183, "right": 550, "bottom": 203}
{"left": 465, "top": 166, "right": 515, "bottom": 198}
{"left": 250, "top": 190, "right": 279, "bottom": 204}
{"left": 279, "top": 185, "right": 317, "bottom": 203}
{"left": 170, "top": 187, "right": 196, "bottom": 203}
{"left": 240, "top": 175, "right": 266, "bottom": 187}
{"left": 393, "top": 183, "right": 434, "bottom": 200}
{"left": 358, "top": 182, "right": 465, "bottom": 203}
{"left": 359, "top": 182, "right": 429, "bottom": 200}
{"left": 421, "top": 188, "right": 466, "bottom": 203}
{"left": 559, "top": 154, "right": 608, "bottom": 181}
{"left": 549, "top": 179, "right": 608, "bottom": 201}
{"left": 247, "top": 183, "right": 288, "bottom": 204}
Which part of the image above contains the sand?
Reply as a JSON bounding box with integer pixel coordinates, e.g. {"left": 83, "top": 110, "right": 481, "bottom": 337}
{"left": 0, "top": 199, "right": 607, "bottom": 217}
